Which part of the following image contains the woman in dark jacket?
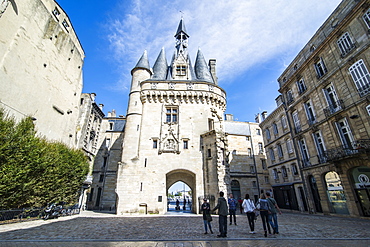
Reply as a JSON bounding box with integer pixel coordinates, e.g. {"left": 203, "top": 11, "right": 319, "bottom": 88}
{"left": 201, "top": 198, "right": 213, "bottom": 234}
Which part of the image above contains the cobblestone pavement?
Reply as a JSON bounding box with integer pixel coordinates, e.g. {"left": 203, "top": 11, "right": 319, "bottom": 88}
{"left": 0, "top": 210, "right": 369, "bottom": 246}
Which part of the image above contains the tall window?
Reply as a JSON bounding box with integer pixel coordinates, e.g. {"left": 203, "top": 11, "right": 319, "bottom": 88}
{"left": 273, "top": 169, "right": 278, "bottom": 180}
{"left": 337, "top": 32, "right": 354, "bottom": 56}
{"left": 287, "top": 90, "right": 294, "bottom": 104}
{"left": 291, "top": 164, "right": 298, "bottom": 175}
{"left": 304, "top": 100, "right": 316, "bottom": 125}
{"left": 336, "top": 118, "right": 355, "bottom": 149}
{"left": 281, "top": 116, "right": 288, "bottom": 129}
{"left": 258, "top": 142, "right": 264, "bottom": 153}
{"left": 272, "top": 122, "right": 279, "bottom": 135}
{"left": 261, "top": 159, "right": 267, "bottom": 170}
{"left": 166, "top": 107, "right": 178, "bottom": 123}
{"left": 314, "top": 58, "right": 327, "bottom": 78}
{"left": 286, "top": 138, "right": 294, "bottom": 154}
{"left": 298, "top": 139, "right": 310, "bottom": 167}
{"left": 265, "top": 128, "right": 271, "bottom": 140}
{"left": 313, "top": 131, "right": 326, "bottom": 163}
{"left": 250, "top": 165, "right": 255, "bottom": 173}
{"left": 296, "top": 78, "right": 307, "bottom": 94}
{"left": 208, "top": 119, "right": 214, "bottom": 131}
{"left": 349, "top": 59, "right": 370, "bottom": 97}
{"left": 323, "top": 83, "right": 341, "bottom": 114}
{"left": 292, "top": 111, "right": 301, "bottom": 133}
{"left": 277, "top": 144, "right": 284, "bottom": 159}
{"left": 281, "top": 166, "right": 288, "bottom": 178}
{"left": 363, "top": 8, "right": 370, "bottom": 29}
{"left": 366, "top": 105, "right": 370, "bottom": 116}
{"left": 269, "top": 148, "right": 275, "bottom": 162}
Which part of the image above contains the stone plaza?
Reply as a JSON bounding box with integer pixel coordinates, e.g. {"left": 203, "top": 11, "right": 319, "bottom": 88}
{"left": 0, "top": 210, "right": 369, "bottom": 247}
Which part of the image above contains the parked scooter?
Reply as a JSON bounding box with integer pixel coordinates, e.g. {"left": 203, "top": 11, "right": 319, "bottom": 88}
{"left": 43, "top": 203, "right": 59, "bottom": 220}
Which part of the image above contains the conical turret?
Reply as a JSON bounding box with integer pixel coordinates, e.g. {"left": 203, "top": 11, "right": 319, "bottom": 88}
{"left": 194, "top": 48, "right": 214, "bottom": 83}
{"left": 152, "top": 48, "right": 168, "bottom": 80}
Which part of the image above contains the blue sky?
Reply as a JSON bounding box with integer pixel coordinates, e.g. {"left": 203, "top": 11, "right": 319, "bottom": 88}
{"left": 56, "top": 0, "right": 342, "bottom": 122}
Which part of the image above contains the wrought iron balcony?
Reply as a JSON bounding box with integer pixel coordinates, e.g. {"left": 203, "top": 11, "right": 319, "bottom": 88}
{"left": 323, "top": 139, "right": 370, "bottom": 162}
{"left": 323, "top": 100, "right": 344, "bottom": 118}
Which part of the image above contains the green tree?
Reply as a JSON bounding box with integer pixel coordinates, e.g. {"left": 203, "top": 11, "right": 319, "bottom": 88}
{"left": 0, "top": 109, "right": 89, "bottom": 209}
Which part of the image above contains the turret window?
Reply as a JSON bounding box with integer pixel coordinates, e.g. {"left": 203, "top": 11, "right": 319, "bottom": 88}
{"left": 176, "top": 65, "right": 186, "bottom": 76}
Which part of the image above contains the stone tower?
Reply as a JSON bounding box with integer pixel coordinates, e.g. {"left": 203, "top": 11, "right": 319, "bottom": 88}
{"left": 116, "top": 19, "right": 227, "bottom": 214}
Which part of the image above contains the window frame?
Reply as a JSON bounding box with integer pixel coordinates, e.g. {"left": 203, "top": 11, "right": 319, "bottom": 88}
{"left": 362, "top": 8, "right": 370, "bottom": 29}
{"left": 337, "top": 32, "right": 355, "bottom": 56}
{"left": 349, "top": 59, "right": 370, "bottom": 97}
{"left": 165, "top": 107, "right": 178, "bottom": 123}
{"left": 296, "top": 78, "right": 307, "bottom": 94}
{"left": 314, "top": 57, "right": 328, "bottom": 78}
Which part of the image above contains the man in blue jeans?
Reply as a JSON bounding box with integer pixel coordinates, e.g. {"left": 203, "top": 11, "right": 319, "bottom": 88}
{"left": 213, "top": 191, "right": 228, "bottom": 238}
{"left": 266, "top": 191, "right": 282, "bottom": 234}
{"left": 228, "top": 193, "right": 237, "bottom": 225}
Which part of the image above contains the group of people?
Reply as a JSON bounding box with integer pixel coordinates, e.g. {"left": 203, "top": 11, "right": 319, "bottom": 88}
{"left": 201, "top": 191, "right": 281, "bottom": 238}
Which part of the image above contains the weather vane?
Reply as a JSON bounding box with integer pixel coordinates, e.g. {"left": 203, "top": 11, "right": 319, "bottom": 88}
{"left": 179, "top": 10, "right": 184, "bottom": 19}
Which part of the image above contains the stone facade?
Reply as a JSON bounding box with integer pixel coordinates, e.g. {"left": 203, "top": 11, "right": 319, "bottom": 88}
{"left": 261, "top": 0, "right": 370, "bottom": 217}
{"left": 0, "top": 0, "right": 84, "bottom": 147}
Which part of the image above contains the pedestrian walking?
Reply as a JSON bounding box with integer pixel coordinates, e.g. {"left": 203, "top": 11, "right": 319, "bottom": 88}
{"left": 228, "top": 193, "right": 237, "bottom": 225}
{"left": 212, "top": 191, "right": 228, "bottom": 238}
{"left": 266, "top": 191, "right": 282, "bottom": 234}
{"left": 200, "top": 198, "right": 213, "bottom": 234}
{"left": 256, "top": 193, "right": 271, "bottom": 237}
{"left": 242, "top": 193, "right": 256, "bottom": 234}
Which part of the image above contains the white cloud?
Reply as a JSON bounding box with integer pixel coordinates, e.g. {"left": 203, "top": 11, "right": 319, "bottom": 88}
{"left": 106, "top": 0, "right": 342, "bottom": 91}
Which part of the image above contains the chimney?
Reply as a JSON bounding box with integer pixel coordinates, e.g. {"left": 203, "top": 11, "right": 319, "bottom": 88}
{"left": 90, "top": 93, "right": 96, "bottom": 102}
{"left": 112, "top": 109, "right": 116, "bottom": 117}
{"left": 261, "top": 111, "right": 267, "bottom": 120}
{"left": 255, "top": 113, "right": 260, "bottom": 123}
{"left": 208, "top": 59, "right": 218, "bottom": 85}
{"left": 99, "top": 104, "right": 104, "bottom": 111}
{"left": 225, "top": 114, "right": 234, "bottom": 121}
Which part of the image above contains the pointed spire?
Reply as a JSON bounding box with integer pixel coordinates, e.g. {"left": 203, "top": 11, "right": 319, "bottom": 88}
{"left": 175, "top": 18, "right": 189, "bottom": 39}
{"left": 152, "top": 48, "right": 168, "bottom": 80}
{"left": 131, "top": 50, "right": 151, "bottom": 75}
{"left": 194, "top": 48, "right": 214, "bottom": 83}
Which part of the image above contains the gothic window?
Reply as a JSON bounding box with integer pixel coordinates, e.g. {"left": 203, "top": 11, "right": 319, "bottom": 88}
{"left": 176, "top": 65, "right": 186, "bottom": 76}
{"left": 337, "top": 32, "right": 355, "bottom": 56}
{"left": 314, "top": 58, "right": 327, "bottom": 78}
{"left": 349, "top": 59, "right": 370, "bottom": 97}
{"left": 363, "top": 8, "right": 370, "bottom": 29}
{"left": 166, "top": 107, "right": 178, "bottom": 123}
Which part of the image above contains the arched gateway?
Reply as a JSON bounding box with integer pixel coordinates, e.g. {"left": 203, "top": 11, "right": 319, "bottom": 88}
{"left": 115, "top": 19, "right": 228, "bottom": 215}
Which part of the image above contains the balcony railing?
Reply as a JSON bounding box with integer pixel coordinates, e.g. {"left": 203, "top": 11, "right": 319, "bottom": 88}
{"left": 323, "top": 100, "right": 344, "bottom": 118}
{"left": 323, "top": 139, "right": 370, "bottom": 162}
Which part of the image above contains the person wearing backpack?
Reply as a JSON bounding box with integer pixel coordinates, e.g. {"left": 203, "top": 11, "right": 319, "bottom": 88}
{"left": 256, "top": 193, "right": 271, "bottom": 237}
{"left": 266, "top": 191, "right": 282, "bottom": 234}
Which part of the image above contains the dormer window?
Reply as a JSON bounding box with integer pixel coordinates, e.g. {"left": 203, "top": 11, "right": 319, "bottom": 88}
{"left": 176, "top": 65, "right": 186, "bottom": 76}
